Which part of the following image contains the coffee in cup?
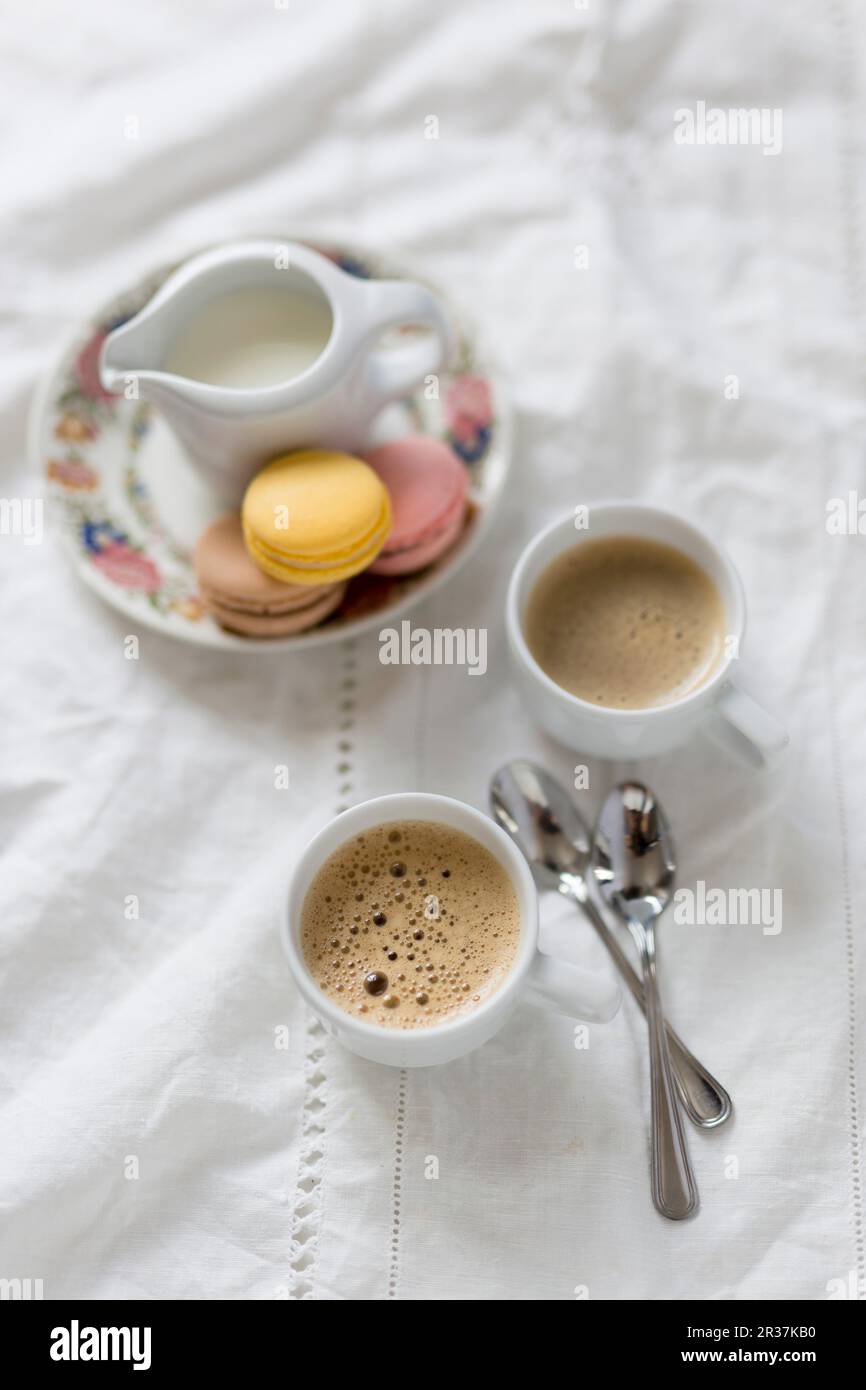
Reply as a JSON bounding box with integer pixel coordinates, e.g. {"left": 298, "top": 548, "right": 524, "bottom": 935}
{"left": 300, "top": 820, "right": 521, "bottom": 1030}
{"left": 523, "top": 535, "right": 726, "bottom": 710}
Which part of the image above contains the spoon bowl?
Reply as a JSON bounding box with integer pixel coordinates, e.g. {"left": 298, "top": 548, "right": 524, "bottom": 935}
{"left": 490, "top": 760, "right": 589, "bottom": 894}
{"left": 592, "top": 781, "right": 676, "bottom": 928}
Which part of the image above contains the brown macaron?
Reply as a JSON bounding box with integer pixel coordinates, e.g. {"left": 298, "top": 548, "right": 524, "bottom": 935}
{"left": 194, "top": 514, "right": 346, "bottom": 637}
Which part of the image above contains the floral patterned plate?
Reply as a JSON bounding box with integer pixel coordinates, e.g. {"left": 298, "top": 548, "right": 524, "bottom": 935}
{"left": 30, "top": 239, "right": 511, "bottom": 651}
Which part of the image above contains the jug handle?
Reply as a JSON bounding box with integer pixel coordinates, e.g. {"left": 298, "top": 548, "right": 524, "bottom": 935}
{"left": 359, "top": 280, "right": 455, "bottom": 408}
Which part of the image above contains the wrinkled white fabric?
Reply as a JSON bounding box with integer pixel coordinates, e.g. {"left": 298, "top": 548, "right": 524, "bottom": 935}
{"left": 0, "top": 0, "right": 863, "bottom": 1301}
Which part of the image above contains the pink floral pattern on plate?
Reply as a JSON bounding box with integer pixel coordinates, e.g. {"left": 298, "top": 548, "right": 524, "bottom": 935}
{"left": 444, "top": 374, "right": 494, "bottom": 464}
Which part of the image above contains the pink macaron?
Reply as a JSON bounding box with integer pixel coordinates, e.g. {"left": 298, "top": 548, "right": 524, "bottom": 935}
{"left": 364, "top": 436, "right": 468, "bottom": 576}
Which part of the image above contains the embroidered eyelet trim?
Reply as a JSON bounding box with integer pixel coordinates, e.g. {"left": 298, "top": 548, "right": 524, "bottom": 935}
{"left": 289, "top": 639, "right": 358, "bottom": 1298}
{"left": 289, "top": 1019, "right": 328, "bottom": 1299}
{"left": 387, "top": 1068, "right": 408, "bottom": 1298}
{"left": 828, "top": 634, "right": 865, "bottom": 1289}
{"left": 831, "top": 0, "right": 865, "bottom": 1294}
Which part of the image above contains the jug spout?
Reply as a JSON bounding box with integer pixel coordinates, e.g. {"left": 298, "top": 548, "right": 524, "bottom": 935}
{"left": 99, "top": 313, "right": 166, "bottom": 394}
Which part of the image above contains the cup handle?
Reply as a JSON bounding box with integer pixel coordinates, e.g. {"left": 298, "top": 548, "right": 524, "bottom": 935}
{"left": 359, "top": 279, "right": 455, "bottom": 408}
{"left": 523, "top": 953, "right": 621, "bottom": 1023}
{"left": 705, "top": 680, "right": 789, "bottom": 769}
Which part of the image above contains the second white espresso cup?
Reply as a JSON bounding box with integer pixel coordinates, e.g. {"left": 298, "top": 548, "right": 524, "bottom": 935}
{"left": 282, "top": 793, "right": 620, "bottom": 1067}
{"left": 507, "top": 502, "right": 788, "bottom": 766}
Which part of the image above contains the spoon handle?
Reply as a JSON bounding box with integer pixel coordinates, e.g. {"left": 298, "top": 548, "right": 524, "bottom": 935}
{"left": 571, "top": 890, "right": 732, "bottom": 1128}
{"left": 639, "top": 926, "right": 699, "bottom": 1220}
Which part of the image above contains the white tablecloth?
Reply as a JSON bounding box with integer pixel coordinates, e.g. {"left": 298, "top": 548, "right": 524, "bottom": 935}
{"left": 1, "top": 0, "right": 864, "bottom": 1301}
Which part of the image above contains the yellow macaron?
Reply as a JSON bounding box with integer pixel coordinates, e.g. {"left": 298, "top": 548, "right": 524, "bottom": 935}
{"left": 242, "top": 449, "right": 392, "bottom": 585}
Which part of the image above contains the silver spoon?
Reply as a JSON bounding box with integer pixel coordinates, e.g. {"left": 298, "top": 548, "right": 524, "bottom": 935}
{"left": 489, "top": 760, "right": 730, "bottom": 1129}
{"left": 593, "top": 782, "right": 698, "bottom": 1220}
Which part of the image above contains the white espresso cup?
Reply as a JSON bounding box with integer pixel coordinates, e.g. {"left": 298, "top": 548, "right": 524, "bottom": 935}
{"left": 282, "top": 793, "right": 620, "bottom": 1067}
{"left": 507, "top": 503, "right": 789, "bottom": 766}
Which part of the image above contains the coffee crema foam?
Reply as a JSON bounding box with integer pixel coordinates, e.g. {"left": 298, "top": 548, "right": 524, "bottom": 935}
{"left": 300, "top": 821, "right": 521, "bottom": 1030}
{"left": 524, "top": 536, "right": 726, "bottom": 710}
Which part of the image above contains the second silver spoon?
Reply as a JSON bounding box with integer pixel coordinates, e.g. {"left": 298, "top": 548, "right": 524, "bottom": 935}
{"left": 489, "top": 760, "right": 731, "bottom": 1129}
{"left": 593, "top": 782, "right": 698, "bottom": 1221}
